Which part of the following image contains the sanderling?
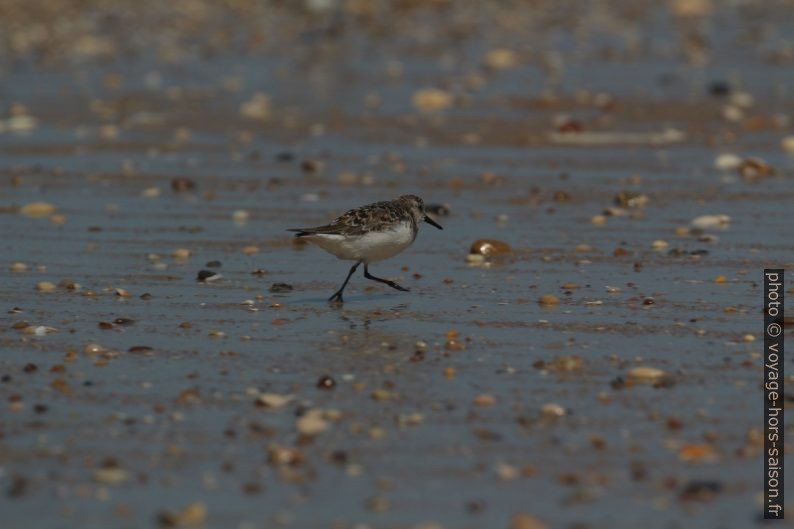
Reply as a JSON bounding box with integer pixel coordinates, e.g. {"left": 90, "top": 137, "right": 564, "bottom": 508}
{"left": 288, "top": 194, "right": 443, "bottom": 303}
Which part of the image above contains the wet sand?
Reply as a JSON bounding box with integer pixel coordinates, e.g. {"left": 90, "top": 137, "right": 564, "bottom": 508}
{"left": 1, "top": 1, "right": 792, "bottom": 528}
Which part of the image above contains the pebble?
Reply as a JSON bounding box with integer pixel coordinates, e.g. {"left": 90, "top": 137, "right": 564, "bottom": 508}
{"left": 510, "top": 514, "right": 549, "bottom": 529}
{"left": 678, "top": 444, "right": 718, "bottom": 462}
{"left": 484, "top": 48, "right": 518, "bottom": 70}
{"left": 10, "top": 262, "right": 28, "bottom": 273}
{"left": 23, "top": 325, "right": 57, "bottom": 336}
{"left": 738, "top": 157, "right": 775, "bottom": 182}
{"left": 232, "top": 210, "right": 250, "bottom": 223}
{"left": 538, "top": 294, "right": 560, "bottom": 306}
{"left": 714, "top": 153, "right": 742, "bottom": 170}
{"left": 691, "top": 214, "right": 730, "bottom": 229}
{"left": 93, "top": 468, "right": 130, "bottom": 485}
{"left": 465, "top": 253, "right": 486, "bottom": 265}
{"left": 627, "top": 366, "right": 667, "bottom": 383}
{"left": 651, "top": 240, "right": 669, "bottom": 250}
{"left": 296, "top": 409, "right": 329, "bottom": 436}
{"left": 239, "top": 92, "right": 271, "bottom": 121}
{"left": 171, "top": 177, "right": 196, "bottom": 192}
{"left": 495, "top": 463, "right": 519, "bottom": 480}
{"left": 469, "top": 239, "right": 511, "bottom": 256}
{"left": 679, "top": 480, "right": 722, "bottom": 501}
{"left": 158, "top": 502, "right": 207, "bottom": 527}
{"left": 614, "top": 191, "right": 648, "bottom": 208}
{"left": 413, "top": 88, "right": 453, "bottom": 111}
{"left": 267, "top": 445, "right": 303, "bottom": 466}
{"left": 782, "top": 135, "right": 794, "bottom": 153}
{"left": 591, "top": 214, "right": 607, "bottom": 225}
{"left": 316, "top": 375, "right": 336, "bottom": 389}
{"left": 425, "top": 203, "right": 451, "bottom": 216}
{"left": 546, "top": 355, "right": 584, "bottom": 372}
{"left": 172, "top": 248, "right": 192, "bottom": 259}
{"left": 474, "top": 394, "right": 496, "bottom": 407}
{"left": 196, "top": 270, "right": 221, "bottom": 282}
{"left": 255, "top": 393, "right": 292, "bottom": 409}
{"left": 540, "top": 403, "right": 566, "bottom": 417}
{"left": 269, "top": 283, "right": 293, "bottom": 293}
{"left": 36, "top": 281, "right": 56, "bottom": 292}
{"left": 714, "top": 275, "right": 727, "bottom": 284}
{"left": 20, "top": 202, "right": 56, "bottom": 218}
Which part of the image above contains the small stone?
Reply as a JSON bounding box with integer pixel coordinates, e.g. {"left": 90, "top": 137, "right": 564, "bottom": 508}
{"left": 495, "top": 463, "right": 519, "bottom": 480}
{"left": 255, "top": 393, "right": 293, "bottom": 409}
{"left": 171, "top": 177, "right": 196, "bottom": 192}
{"left": 678, "top": 444, "right": 719, "bottom": 462}
{"left": 678, "top": 480, "right": 722, "bottom": 503}
{"left": 445, "top": 339, "right": 464, "bottom": 351}
{"left": 591, "top": 214, "right": 607, "bottom": 225}
{"left": 94, "top": 468, "right": 130, "bottom": 485}
{"left": 425, "top": 204, "right": 451, "bottom": 216}
{"left": 239, "top": 92, "right": 271, "bottom": 121}
{"left": 469, "top": 239, "right": 511, "bottom": 256}
{"left": 20, "top": 202, "right": 56, "bottom": 218}
{"left": 538, "top": 294, "right": 560, "bottom": 306}
{"left": 484, "top": 48, "right": 519, "bottom": 70}
{"left": 509, "top": 514, "right": 549, "bottom": 529}
{"left": 296, "top": 409, "right": 329, "bottom": 436}
{"left": 269, "top": 283, "right": 293, "bottom": 293}
{"left": 196, "top": 270, "right": 221, "bottom": 282}
{"left": 84, "top": 343, "right": 105, "bottom": 356}
{"left": 738, "top": 157, "right": 775, "bottom": 182}
{"left": 714, "top": 275, "right": 727, "bottom": 284}
{"left": 267, "top": 445, "right": 303, "bottom": 466}
{"left": 10, "top": 262, "right": 28, "bottom": 273}
{"left": 627, "top": 366, "right": 667, "bottom": 383}
{"left": 141, "top": 187, "right": 161, "bottom": 198}
{"left": 540, "top": 403, "right": 566, "bottom": 417}
{"left": 714, "top": 153, "right": 742, "bottom": 170}
{"left": 614, "top": 191, "right": 648, "bottom": 208}
{"left": 465, "top": 253, "right": 486, "bottom": 265}
{"left": 691, "top": 214, "right": 730, "bottom": 229}
{"left": 781, "top": 135, "right": 794, "bottom": 154}
{"left": 651, "top": 240, "right": 669, "bottom": 250}
{"left": 242, "top": 245, "right": 260, "bottom": 255}
{"left": 232, "top": 210, "right": 250, "bottom": 223}
{"left": 50, "top": 214, "right": 67, "bottom": 226}
{"left": 23, "top": 325, "right": 57, "bottom": 336}
{"left": 172, "top": 248, "right": 192, "bottom": 259}
{"left": 547, "top": 355, "right": 584, "bottom": 372}
{"left": 474, "top": 394, "right": 496, "bottom": 407}
{"left": 316, "top": 375, "right": 336, "bottom": 390}
{"left": 33, "top": 281, "right": 59, "bottom": 294}
{"left": 413, "top": 88, "right": 453, "bottom": 111}
{"left": 158, "top": 502, "right": 207, "bottom": 527}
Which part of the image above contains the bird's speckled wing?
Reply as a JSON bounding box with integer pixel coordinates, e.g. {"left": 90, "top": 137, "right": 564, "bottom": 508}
{"left": 288, "top": 200, "right": 412, "bottom": 237}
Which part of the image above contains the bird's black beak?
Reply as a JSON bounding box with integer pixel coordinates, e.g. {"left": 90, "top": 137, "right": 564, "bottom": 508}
{"left": 424, "top": 215, "right": 443, "bottom": 230}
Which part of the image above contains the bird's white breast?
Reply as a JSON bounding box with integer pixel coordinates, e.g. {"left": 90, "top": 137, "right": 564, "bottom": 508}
{"left": 305, "top": 221, "right": 416, "bottom": 263}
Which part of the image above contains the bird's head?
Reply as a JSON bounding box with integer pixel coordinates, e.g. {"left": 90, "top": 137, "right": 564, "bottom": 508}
{"left": 398, "top": 194, "right": 443, "bottom": 230}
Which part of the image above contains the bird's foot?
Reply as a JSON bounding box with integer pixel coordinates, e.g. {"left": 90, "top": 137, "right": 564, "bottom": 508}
{"left": 328, "top": 292, "right": 344, "bottom": 304}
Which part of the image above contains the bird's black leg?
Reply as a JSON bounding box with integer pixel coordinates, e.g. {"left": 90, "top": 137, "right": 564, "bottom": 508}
{"left": 363, "top": 264, "right": 410, "bottom": 292}
{"left": 329, "top": 261, "right": 361, "bottom": 303}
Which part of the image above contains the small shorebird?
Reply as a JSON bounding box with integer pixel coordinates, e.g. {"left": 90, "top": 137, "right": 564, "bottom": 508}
{"left": 288, "top": 194, "right": 443, "bottom": 303}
